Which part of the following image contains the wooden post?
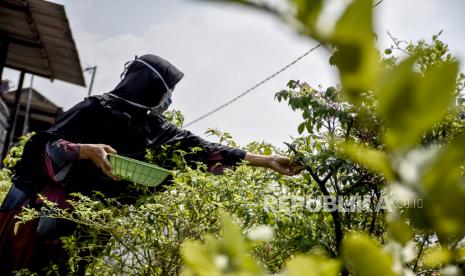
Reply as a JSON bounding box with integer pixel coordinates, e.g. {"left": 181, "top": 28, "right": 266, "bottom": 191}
{"left": 0, "top": 32, "right": 9, "bottom": 81}
{"left": 2, "top": 71, "right": 25, "bottom": 160}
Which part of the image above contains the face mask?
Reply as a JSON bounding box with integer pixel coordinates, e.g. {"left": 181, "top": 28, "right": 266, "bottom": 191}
{"left": 118, "top": 57, "right": 174, "bottom": 116}
{"left": 150, "top": 88, "right": 172, "bottom": 115}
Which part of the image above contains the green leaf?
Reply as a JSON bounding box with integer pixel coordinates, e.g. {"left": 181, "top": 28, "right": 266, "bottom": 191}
{"left": 337, "top": 141, "right": 394, "bottom": 180}
{"left": 298, "top": 122, "right": 306, "bottom": 134}
{"left": 286, "top": 254, "right": 340, "bottom": 276}
{"left": 422, "top": 247, "right": 452, "bottom": 268}
{"left": 181, "top": 240, "right": 221, "bottom": 276}
{"left": 219, "top": 212, "right": 264, "bottom": 274}
{"left": 420, "top": 133, "right": 465, "bottom": 236}
{"left": 331, "top": 0, "right": 379, "bottom": 102}
{"left": 379, "top": 58, "right": 459, "bottom": 149}
{"left": 332, "top": 0, "right": 374, "bottom": 43}
{"left": 343, "top": 233, "right": 396, "bottom": 276}
{"left": 388, "top": 219, "right": 413, "bottom": 246}
{"left": 220, "top": 212, "right": 246, "bottom": 257}
{"left": 293, "top": 0, "right": 324, "bottom": 36}
{"left": 306, "top": 120, "right": 313, "bottom": 133}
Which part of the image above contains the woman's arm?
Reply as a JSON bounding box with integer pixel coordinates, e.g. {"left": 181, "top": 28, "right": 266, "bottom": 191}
{"left": 161, "top": 122, "right": 302, "bottom": 176}
{"left": 244, "top": 152, "right": 302, "bottom": 176}
{"left": 79, "top": 143, "right": 301, "bottom": 177}
{"left": 38, "top": 139, "right": 120, "bottom": 185}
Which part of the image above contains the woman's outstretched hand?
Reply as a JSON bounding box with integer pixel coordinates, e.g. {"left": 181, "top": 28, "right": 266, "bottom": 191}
{"left": 268, "top": 155, "right": 302, "bottom": 176}
{"left": 78, "top": 144, "right": 120, "bottom": 180}
{"left": 244, "top": 153, "right": 302, "bottom": 176}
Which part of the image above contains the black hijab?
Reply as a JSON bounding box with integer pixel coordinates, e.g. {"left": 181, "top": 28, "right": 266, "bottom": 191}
{"left": 109, "top": 54, "right": 184, "bottom": 108}
{"left": 46, "top": 54, "right": 185, "bottom": 149}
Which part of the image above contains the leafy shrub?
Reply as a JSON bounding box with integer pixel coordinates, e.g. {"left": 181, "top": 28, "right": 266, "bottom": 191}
{"left": 0, "top": 133, "right": 33, "bottom": 203}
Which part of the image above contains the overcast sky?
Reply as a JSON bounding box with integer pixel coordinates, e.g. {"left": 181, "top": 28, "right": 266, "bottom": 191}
{"left": 3, "top": 0, "right": 465, "bottom": 147}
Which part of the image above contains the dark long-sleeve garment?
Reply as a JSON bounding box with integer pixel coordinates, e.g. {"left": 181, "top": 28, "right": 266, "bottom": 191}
{"left": 0, "top": 54, "right": 246, "bottom": 273}
{"left": 21, "top": 95, "right": 243, "bottom": 194}
{"left": 11, "top": 54, "right": 246, "bottom": 200}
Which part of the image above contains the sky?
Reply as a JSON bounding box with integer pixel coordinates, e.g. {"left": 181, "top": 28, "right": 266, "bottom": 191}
{"left": 3, "top": 0, "right": 465, "bottom": 148}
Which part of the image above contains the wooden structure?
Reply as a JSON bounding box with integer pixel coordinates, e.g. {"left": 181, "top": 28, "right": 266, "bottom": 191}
{"left": 1, "top": 87, "right": 63, "bottom": 139}
{"left": 0, "top": 0, "right": 85, "bottom": 159}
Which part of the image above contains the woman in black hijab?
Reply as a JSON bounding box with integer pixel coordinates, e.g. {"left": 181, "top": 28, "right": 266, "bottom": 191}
{"left": 0, "top": 54, "right": 301, "bottom": 273}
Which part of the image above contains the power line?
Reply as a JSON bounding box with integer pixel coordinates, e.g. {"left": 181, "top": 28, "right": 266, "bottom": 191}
{"left": 184, "top": 42, "right": 324, "bottom": 127}
{"left": 373, "top": 0, "right": 385, "bottom": 8}
{"left": 184, "top": 0, "right": 385, "bottom": 128}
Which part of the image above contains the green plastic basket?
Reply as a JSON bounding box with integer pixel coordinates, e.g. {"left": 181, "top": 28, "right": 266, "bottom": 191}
{"left": 107, "top": 154, "right": 171, "bottom": 187}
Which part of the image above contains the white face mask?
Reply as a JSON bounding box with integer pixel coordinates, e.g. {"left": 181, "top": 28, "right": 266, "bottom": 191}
{"left": 128, "top": 58, "right": 174, "bottom": 116}
{"left": 150, "top": 88, "right": 172, "bottom": 115}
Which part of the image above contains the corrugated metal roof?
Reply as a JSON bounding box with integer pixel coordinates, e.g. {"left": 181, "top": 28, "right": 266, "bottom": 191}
{"left": 0, "top": 0, "right": 86, "bottom": 86}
